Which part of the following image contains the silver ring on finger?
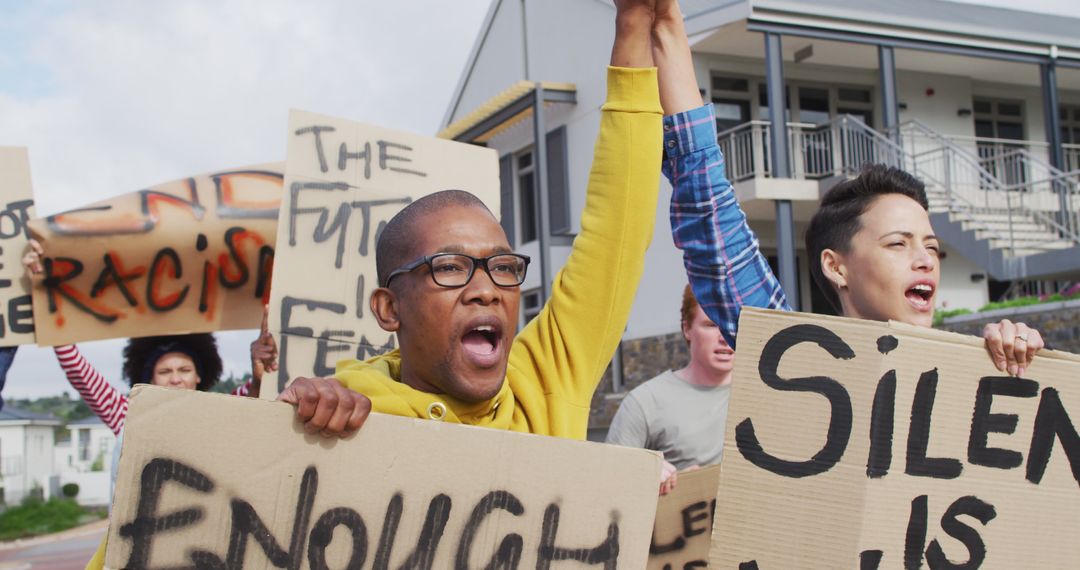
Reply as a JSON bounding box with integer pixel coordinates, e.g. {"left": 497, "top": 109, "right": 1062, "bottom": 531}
{"left": 1016, "top": 333, "right": 1028, "bottom": 342}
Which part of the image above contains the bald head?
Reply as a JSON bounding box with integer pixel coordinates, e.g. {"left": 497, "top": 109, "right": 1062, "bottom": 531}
{"left": 376, "top": 190, "right": 496, "bottom": 287}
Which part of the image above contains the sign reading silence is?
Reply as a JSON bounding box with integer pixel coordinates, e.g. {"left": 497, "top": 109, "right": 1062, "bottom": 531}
{"left": 710, "top": 308, "right": 1080, "bottom": 569}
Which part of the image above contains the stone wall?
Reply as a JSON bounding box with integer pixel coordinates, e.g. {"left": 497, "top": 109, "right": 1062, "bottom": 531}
{"left": 588, "top": 332, "right": 689, "bottom": 434}
{"left": 938, "top": 299, "right": 1080, "bottom": 356}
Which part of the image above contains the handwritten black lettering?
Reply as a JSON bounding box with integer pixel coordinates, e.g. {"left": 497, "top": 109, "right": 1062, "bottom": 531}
{"left": 146, "top": 248, "right": 190, "bottom": 312}
{"left": 1027, "top": 387, "right": 1080, "bottom": 486}
{"left": 119, "top": 458, "right": 215, "bottom": 569}
{"left": 219, "top": 466, "right": 317, "bottom": 569}
{"left": 736, "top": 324, "right": 855, "bottom": 478}
{"left": 905, "top": 369, "right": 963, "bottom": 479}
{"left": 5, "top": 295, "right": 33, "bottom": 336}
{"left": 867, "top": 370, "right": 897, "bottom": 478}
{"left": 339, "top": 141, "right": 373, "bottom": 179}
{"left": 89, "top": 253, "right": 143, "bottom": 307}
{"left": 295, "top": 126, "right": 336, "bottom": 173}
{"left": 372, "top": 493, "right": 452, "bottom": 570}
{"left": 278, "top": 296, "right": 347, "bottom": 387}
{"left": 536, "top": 504, "right": 619, "bottom": 569}
{"left": 0, "top": 200, "right": 33, "bottom": 239}
{"left": 378, "top": 141, "right": 427, "bottom": 178}
{"left": 454, "top": 490, "right": 524, "bottom": 570}
{"left": 903, "top": 495, "right": 928, "bottom": 570}
{"left": 308, "top": 507, "right": 368, "bottom": 570}
{"left": 968, "top": 376, "right": 1038, "bottom": 470}
{"left": 924, "top": 496, "right": 996, "bottom": 570}
{"left": 860, "top": 550, "right": 883, "bottom": 570}
{"left": 212, "top": 170, "right": 283, "bottom": 219}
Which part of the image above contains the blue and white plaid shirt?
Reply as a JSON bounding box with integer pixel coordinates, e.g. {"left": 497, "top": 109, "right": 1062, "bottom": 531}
{"left": 665, "top": 104, "right": 790, "bottom": 348}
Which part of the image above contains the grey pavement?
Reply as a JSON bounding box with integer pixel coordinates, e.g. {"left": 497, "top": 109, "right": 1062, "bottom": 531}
{"left": 0, "top": 519, "right": 107, "bottom": 570}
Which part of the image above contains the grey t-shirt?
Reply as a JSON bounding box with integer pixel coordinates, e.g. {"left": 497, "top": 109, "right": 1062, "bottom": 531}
{"left": 605, "top": 370, "right": 730, "bottom": 469}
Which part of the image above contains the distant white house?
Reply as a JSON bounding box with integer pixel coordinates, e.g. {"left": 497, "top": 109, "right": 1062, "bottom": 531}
{"left": 0, "top": 407, "right": 61, "bottom": 505}
{"left": 54, "top": 416, "right": 114, "bottom": 507}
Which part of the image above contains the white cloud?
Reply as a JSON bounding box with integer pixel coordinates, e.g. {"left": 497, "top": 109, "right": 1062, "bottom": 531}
{"left": 1, "top": 0, "right": 491, "bottom": 215}
{"left": 1, "top": 0, "right": 491, "bottom": 399}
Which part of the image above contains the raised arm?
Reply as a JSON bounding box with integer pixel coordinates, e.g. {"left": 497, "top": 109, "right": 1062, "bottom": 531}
{"left": 24, "top": 239, "right": 128, "bottom": 434}
{"left": 661, "top": 11, "right": 789, "bottom": 347}
{"left": 54, "top": 344, "right": 128, "bottom": 435}
{"left": 507, "top": 1, "right": 663, "bottom": 419}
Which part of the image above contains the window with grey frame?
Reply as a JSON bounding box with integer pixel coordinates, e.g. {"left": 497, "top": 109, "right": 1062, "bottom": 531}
{"left": 498, "top": 126, "right": 572, "bottom": 246}
{"left": 1060, "top": 104, "right": 1080, "bottom": 172}
{"left": 522, "top": 288, "right": 543, "bottom": 324}
{"left": 974, "top": 97, "right": 1027, "bottom": 187}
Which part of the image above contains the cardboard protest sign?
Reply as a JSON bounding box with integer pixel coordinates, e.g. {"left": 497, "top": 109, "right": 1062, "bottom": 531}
{"left": 648, "top": 465, "right": 722, "bottom": 570}
{"left": 106, "top": 386, "right": 662, "bottom": 569}
{"left": 267, "top": 110, "right": 499, "bottom": 397}
{"left": 710, "top": 308, "right": 1080, "bottom": 569}
{"left": 0, "top": 147, "right": 37, "bottom": 346}
{"left": 26, "top": 164, "right": 283, "bottom": 345}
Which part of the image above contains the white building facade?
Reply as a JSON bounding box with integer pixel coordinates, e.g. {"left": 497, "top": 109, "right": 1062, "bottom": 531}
{"left": 440, "top": 0, "right": 1080, "bottom": 435}
{"left": 55, "top": 416, "right": 115, "bottom": 507}
{"left": 0, "top": 407, "right": 61, "bottom": 504}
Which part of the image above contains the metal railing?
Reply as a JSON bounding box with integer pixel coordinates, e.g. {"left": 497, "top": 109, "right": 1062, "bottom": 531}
{"left": 893, "top": 120, "right": 1080, "bottom": 253}
{"left": 716, "top": 120, "right": 772, "bottom": 181}
{"left": 716, "top": 115, "right": 904, "bottom": 181}
{"left": 716, "top": 114, "right": 1080, "bottom": 256}
{"left": 1065, "top": 143, "right": 1080, "bottom": 172}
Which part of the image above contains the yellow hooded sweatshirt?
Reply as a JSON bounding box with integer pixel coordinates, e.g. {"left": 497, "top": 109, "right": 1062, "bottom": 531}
{"left": 333, "top": 66, "right": 662, "bottom": 439}
{"left": 86, "top": 66, "right": 660, "bottom": 569}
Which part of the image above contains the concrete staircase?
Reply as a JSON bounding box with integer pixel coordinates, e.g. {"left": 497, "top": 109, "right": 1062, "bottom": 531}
{"left": 891, "top": 120, "right": 1080, "bottom": 279}
{"left": 923, "top": 185, "right": 1077, "bottom": 258}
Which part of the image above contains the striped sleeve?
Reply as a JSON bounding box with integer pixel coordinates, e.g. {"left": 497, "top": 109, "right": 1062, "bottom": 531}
{"left": 54, "top": 345, "right": 127, "bottom": 436}
{"left": 231, "top": 379, "right": 254, "bottom": 397}
{"left": 665, "top": 104, "right": 791, "bottom": 348}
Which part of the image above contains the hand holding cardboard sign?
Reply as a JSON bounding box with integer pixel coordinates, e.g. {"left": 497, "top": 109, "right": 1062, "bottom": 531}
{"left": 659, "top": 459, "right": 678, "bottom": 496}
{"left": 983, "top": 318, "right": 1044, "bottom": 377}
{"left": 277, "top": 376, "right": 371, "bottom": 437}
{"left": 22, "top": 238, "right": 44, "bottom": 276}
{"left": 249, "top": 304, "right": 277, "bottom": 391}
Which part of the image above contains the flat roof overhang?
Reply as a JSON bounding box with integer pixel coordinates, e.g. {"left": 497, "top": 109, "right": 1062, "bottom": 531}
{"left": 438, "top": 81, "right": 577, "bottom": 143}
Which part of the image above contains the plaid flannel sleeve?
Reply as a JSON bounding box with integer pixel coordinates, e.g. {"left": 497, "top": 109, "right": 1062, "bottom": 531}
{"left": 664, "top": 104, "right": 790, "bottom": 348}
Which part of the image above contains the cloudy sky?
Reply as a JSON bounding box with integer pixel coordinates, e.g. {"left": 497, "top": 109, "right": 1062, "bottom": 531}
{"left": 1, "top": 0, "right": 491, "bottom": 399}
{"left": 2, "top": 0, "right": 1079, "bottom": 400}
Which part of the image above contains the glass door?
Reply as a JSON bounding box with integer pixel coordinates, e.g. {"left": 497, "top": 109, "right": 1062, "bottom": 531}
{"left": 974, "top": 98, "right": 1027, "bottom": 187}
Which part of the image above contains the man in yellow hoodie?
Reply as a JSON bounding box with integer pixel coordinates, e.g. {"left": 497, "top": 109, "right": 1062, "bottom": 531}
{"left": 275, "top": 0, "right": 702, "bottom": 441}
{"left": 88, "top": 3, "right": 693, "bottom": 566}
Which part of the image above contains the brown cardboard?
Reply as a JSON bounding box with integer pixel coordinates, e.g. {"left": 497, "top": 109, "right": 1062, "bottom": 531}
{"left": 0, "top": 147, "right": 37, "bottom": 347}
{"left": 648, "top": 465, "right": 722, "bottom": 570}
{"left": 710, "top": 307, "right": 1080, "bottom": 569}
{"left": 105, "top": 385, "right": 662, "bottom": 569}
{"left": 26, "top": 164, "right": 283, "bottom": 345}
{"left": 266, "top": 110, "right": 499, "bottom": 397}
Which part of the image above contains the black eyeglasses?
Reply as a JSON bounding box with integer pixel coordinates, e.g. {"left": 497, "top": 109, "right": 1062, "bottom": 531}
{"left": 383, "top": 252, "right": 531, "bottom": 288}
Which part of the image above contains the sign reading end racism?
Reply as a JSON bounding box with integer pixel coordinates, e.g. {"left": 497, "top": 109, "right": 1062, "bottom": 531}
{"left": 26, "top": 164, "right": 284, "bottom": 345}
{"left": 106, "top": 386, "right": 661, "bottom": 569}
{"left": 0, "top": 147, "right": 36, "bottom": 347}
{"left": 710, "top": 308, "right": 1080, "bottom": 569}
{"left": 267, "top": 110, "right": 499, "bottom": 397}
